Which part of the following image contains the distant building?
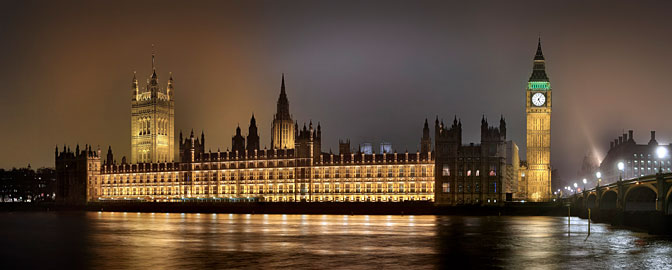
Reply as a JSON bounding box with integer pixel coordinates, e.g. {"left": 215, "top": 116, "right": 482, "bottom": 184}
{"left": 380, "top": 142, "right": 393, "bottom": 154}
{"left": 0, "top": 166, "right": 56, "bottom": 202}
{"left": 599, "top": 130, "right": 672, "bottom": 185}
{"left": 360, "top": 143, "right": 373, "bottom": 155}
{"left": 576, "top": 151, "right": 599, "bottom": 186}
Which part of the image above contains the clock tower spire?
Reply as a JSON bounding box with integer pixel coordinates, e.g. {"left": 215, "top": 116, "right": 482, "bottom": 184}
{"left": 525, "top": 37, "right": 552, "bottom": 202}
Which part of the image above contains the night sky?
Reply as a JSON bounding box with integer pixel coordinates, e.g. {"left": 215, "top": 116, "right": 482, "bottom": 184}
{"left": 2, "top": 0, "right": 672, "bottom": 188}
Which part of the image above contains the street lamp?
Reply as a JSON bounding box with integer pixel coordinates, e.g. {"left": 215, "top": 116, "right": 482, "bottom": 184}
{"left": 582, "top": 178, "right": 587, "bottom": 191}
{"left": 656, "top": 146, "right": 668, "bottom": 173}
{"left": 596, "top": 171, "right": 602, "bottom": 187}
{"left": 573, "top": 183, "right": 578, "bottom": 194}
{"left": 617, "top": 161, "right": 625, "bottom": 181}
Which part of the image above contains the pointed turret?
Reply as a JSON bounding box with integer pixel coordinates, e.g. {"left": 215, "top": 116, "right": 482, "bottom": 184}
{"left": 232, "top": 124, "right": 245, "bottom": 153}
{"left": 276, "top": 73, "right": 290, "bottom": 119}
{"left": 499, "top": 115, "right": 507, "bottom": 139}
{"left": 247, "top": 114, "right": 260, "bottom": 151}
{"left": 106, "top": 146, "right": 114, "bottom": 165}
{"left": 421, "top": 118, "right": 432, "bottom": 153}
{"left": 529, "top": 37, "right": 549, "bottom": 82}
{"left": 131, "top": 72, "right": 139, "bottom": 100}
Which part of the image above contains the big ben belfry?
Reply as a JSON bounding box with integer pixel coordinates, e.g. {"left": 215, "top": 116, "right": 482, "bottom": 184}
{"left": 131, "top": 49, "right": 175, "bottom": 163}
{"left": 525, "top": 38, "right": 552, "bottom": 202}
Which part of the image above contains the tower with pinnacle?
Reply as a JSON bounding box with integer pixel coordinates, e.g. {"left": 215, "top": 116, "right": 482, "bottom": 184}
{"left": 525, "top": 38, "right": 552, "bottom": 202}
{"left": 271, "top": 74, "right": 295, "bottom": 149}
{"left": 131, "top": 48, "right": 175, "bottom": 163}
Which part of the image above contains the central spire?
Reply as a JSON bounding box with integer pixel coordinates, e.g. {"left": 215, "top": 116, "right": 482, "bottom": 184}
{"left": 276, "top": 73, "right": 290, "bottom": 118}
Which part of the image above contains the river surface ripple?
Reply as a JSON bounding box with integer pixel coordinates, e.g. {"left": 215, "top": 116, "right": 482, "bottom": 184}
{"left": 1, "top": 212, "right": 671, "bottom": 269}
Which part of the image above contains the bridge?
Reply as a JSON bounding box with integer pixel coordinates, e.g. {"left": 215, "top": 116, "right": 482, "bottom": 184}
{"left": 569, "top": 172, "right": 672, "bottom": 214}
{"left": 566, "top": 171, "right": 672, "bottom": 233}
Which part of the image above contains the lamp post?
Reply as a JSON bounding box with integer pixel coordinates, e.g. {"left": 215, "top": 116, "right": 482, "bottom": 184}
{"left": 582, "top": 178, "right": 587, "bottom": 191}
{"left": 617, "top": 161, "right": 624, "bottom": 181}
{"left": 595, "top": 172, "right": 602, "bottom": 188}
{"left": 573, "top": 183, "right": 578, "bottom": 195}
{"left": 656, "top": 146, "right": 668, "bottom": 173}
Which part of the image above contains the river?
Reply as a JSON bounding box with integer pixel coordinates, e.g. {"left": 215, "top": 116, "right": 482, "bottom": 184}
{"left": 1, "top": 212, "right": 671, "bottom": 269}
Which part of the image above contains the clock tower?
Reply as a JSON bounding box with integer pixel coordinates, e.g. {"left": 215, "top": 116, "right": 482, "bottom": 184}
{"left": 525, "top": 38, "right": 552, "bottom": 202}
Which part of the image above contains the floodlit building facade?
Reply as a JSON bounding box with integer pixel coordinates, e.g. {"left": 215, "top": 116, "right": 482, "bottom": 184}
{"left": 56, "top": 43, "right": 552, "bottom": 204}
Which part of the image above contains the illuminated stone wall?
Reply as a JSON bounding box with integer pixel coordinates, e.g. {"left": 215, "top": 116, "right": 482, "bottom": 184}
{"left": 96, "top": 151, "right": 434, "bottom": 202}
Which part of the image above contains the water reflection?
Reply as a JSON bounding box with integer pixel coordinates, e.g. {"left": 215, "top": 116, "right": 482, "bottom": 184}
{"left": 0, "top": 212, "right": 671, "bottom": 269}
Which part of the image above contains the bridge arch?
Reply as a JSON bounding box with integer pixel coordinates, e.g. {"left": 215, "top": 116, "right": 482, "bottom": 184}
{"left": 586, "top": 193, "right": 597, "bottom": 209}
{"left": 624, "top": 184, "right": 657, "bottom": 212}
{"left": 666, "top": 186, "right": 672, "bottom": 215}
{"left": 575, "top": 196, "right": 584, "bottom": 208}
{"left": 600, "top": 190, "right": 618, "bottom": 210}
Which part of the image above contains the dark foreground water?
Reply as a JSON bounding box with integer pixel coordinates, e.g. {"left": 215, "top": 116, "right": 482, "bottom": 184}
{"left": 1, "top": 212, "right": 671, "bottom": 269}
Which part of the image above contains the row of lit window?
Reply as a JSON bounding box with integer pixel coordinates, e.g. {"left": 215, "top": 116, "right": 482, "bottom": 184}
{"left": 441, "top": 164, "right": 497, "bottom": 177}
{"left": 101, "top": 182, "right": 434, "bottom": 197}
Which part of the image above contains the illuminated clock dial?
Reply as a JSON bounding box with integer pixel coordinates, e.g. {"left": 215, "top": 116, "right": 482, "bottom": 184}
{"left": 532, "top": 92, "right": 546, "bottom": 106}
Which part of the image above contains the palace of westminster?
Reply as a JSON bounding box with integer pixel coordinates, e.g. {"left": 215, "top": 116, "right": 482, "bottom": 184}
{"left": 56, "top": 40, "right": 553, "bottom": 205}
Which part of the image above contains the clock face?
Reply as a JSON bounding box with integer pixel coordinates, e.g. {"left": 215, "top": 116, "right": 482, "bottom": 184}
{"left": 532, "top": 92, "right": 546, "bottom": 106}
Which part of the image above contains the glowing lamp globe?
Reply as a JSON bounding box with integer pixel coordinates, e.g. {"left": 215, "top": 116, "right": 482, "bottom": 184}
{"left": 656, "top": 146, "right": 668, "bottom": 159}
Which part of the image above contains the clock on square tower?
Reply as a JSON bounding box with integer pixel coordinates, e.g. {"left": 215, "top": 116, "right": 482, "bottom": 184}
{"left": 525, "top": 38, "right": 552, "bottom": 202}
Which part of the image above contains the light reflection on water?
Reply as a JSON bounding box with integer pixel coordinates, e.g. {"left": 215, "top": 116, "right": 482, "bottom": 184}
{"left": 1, "top": 212, "right": 672, "bottom": 269}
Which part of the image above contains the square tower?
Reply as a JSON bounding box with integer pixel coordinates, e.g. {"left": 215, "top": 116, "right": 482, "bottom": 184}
{"left": 525, "top": 38, "right": 552, "bottom": 202}
{"left": 131, "top": 52, "right": 175, "bottom": 163}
